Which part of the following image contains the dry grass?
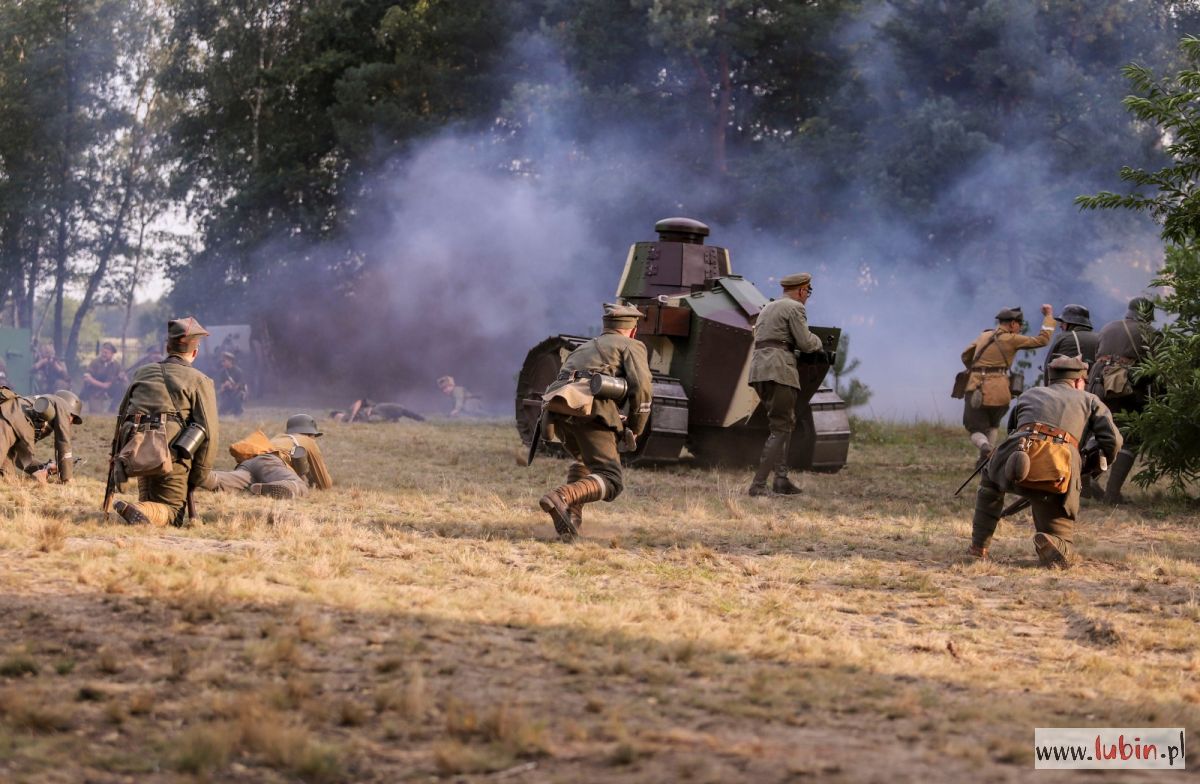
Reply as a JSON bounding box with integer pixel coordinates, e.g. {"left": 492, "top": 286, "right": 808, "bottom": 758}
{"left": 0, "top": 408, "right": 1196, "bottom": 782}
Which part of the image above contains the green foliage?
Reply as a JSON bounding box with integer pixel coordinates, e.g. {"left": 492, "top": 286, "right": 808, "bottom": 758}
{"left": 1123, "top": 244, "right": 1200, "bottom": 491}
{"left": 1077, "top": 35, "right": 1200, "bottom": 244}
{"left": 831, "top": 333, "right": 872, "bottom": 408}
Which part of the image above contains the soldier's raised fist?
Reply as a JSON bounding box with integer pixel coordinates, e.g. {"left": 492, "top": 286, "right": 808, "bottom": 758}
{"left": 1040, "top": 303, "right": 1053, "bottom": 316}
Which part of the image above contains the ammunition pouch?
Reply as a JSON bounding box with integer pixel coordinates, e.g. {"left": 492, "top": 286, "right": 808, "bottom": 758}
{"left": 1096, "top": 357, "right": 1135, "bottom": 399}
{"left": 543, "top": 379, "right": 594, "bottom": 417}
{"left": 951, "top": 370, "right": 970, "bottom": 399}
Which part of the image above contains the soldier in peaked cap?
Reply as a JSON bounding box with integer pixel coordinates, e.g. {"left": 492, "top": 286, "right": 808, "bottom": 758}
{"left": 960, "top": 304, "right": 1055, "bottom": 464}
{"left": 537, "top": 302, "right": 653, "bottom": 541}
{"left": 1086, "top": 296, "right": 1159, "bottom": 504}
{"left": 111, "top": 317, "right": 220, "bottom": 527}
{"left": 745, "top": 272, "right": 824, "bottom": 496}
{"left": 968, "top": 355, "right": 1121, "bottom": 567}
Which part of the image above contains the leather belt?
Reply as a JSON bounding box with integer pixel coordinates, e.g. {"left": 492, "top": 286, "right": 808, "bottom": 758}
{"left": 1096, "top": 355, "right": 1133, "bottom": 366}
{"left": 1017, "top": 422, "right": 1079, "bottom": 449}
{"left": 970, "top": 367, "right": 1008, "bottom": 374}
{"left": 556, "top": 369, "right": 603, "bottom": 382}
{"left": 754, "top": 340, "right": 793, "bottom": 351}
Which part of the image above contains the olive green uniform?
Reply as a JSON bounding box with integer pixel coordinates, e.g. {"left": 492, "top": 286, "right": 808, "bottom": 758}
{"left": 972, "top": 381, "right": 1121, "bottom": 561}
{"left": 448, "top": 385, "right": 484, "bottom": 417}
{"left": 544, "top": 330, "right": 653, "bottom": 499}
{"left": 0, "top": 391, "right": 76, "bottom": 482}
{"left": 748, "top": 297, "right": 823, "bottom": 432}
{"left": 960, "top": 313, "right": 1054, "bottom": 444}
{"left": 115, "top": 357, "right": 219, "bottom": 526}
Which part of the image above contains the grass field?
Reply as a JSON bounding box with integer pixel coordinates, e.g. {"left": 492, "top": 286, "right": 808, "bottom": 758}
{"left": 0, "top": 410, "right": 1197, "bottom": 782}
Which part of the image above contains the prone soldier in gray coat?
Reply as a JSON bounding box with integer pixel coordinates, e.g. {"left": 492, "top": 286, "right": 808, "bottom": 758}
{"left": 1086, "top": 297, "right": 1158, "bottom": 504}
{"left": 969, "top": 356, "right": 1122, "bottom": 567}
{"left": 746, "top": 272, "right": 823, "bottom": 496}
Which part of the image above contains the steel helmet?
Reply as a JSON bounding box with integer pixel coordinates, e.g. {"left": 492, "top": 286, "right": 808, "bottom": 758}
{"left": 285, "top": 413, "right": 322, "bottom": 437}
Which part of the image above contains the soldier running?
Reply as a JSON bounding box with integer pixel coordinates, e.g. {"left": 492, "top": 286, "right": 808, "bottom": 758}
{"left": 1086, "top": 296, "right": 1158, "bottom": 504}
{"left": 746, "top": 272, "right": 823, "bottom": 496}
{"left": 537, "top": 303, "right": 652, "bottom": 542}
{"left": 1041, "top": 304, "right": 1099, "bottom": 380}
{"left": 969, "top": 356, "right": 1121, "bottom": 567}
{"left": 960, "top": 305, "right": 1054, "bottom": 464}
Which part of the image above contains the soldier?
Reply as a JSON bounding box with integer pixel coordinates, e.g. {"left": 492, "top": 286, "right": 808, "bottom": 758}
{"left": 81, "top": 342, "right": 125, "bottom": 412}
{"left": 746, "top": 272, "right": 824, "bottom": 496}
{"left": 960, "top": 305, "right": 1055, "bottom": 463}
{"left": 0, "top": 388, "right": 82, "bottom": 483}
{"left": 216, "top": 352, "right": 248, "bottom": 416}
{"left": 198, "top": 414, "right": 331, "bottom": 499}
{"left": 128, "top": 343, "right": 164, "bottom": 373}
{"left": 1041, "top": 304, "right": 1099, "bottom": 381}
{"left": 437, "top": 375, "right": 485, "bottom": 417}
{"left": 1086, "top": 296, "right": 1158, "bottom": 504}
{"left": 111, "top": 318, "right": 219, "bottom": 527}
{"left": 968, "top": 356, "right": 1122, "bottom": 567}
{"left": 537, "top": 303, "right": 652, "bottom": 541}
{"left": 32, "top": 344, "right": 71, "bottom": 394}
{"left": 338, "top": 398, "right": 424, "bottom": 423}
{"left": 271, "top": 414, "right": 332, "bottom": 490}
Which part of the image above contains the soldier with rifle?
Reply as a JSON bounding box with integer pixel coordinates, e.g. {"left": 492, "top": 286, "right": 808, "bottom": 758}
{"left": 0, "top": 388, "right": 83, "bottom": 483}
{"left": 746, "top": 272, "right": 824, "bottom": 496}
{"left": 106, "top": 318, "right": 219, "bottom": 527}
{"left": 534, "top": 302, "right": 652, "bottom": 542}
{"left": 216, "top": 352, "right": 248, "bottom": 416}
{"left": 967, "top": 355, "right": 1121, "bottom": 568}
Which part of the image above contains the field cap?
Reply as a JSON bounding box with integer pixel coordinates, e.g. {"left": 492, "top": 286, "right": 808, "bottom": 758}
{"left": 602, "top": 302, "right": 643, "bottom": 328}
{"left": 1047, "top": 354, "right": 1088, "bottom": 380}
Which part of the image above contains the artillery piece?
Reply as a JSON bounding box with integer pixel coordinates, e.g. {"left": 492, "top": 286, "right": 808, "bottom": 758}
{"left": 516, "top": 218, "right": 849, "bottom": 471}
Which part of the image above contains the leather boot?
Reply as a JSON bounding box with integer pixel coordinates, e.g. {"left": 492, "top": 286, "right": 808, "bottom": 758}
{"left": 1033, "top": 532, "right": 1073, "bottom": 569}
{"left": 1102, "top": 450, "right": 1135, "bottom": 505}
{"left": 772, "top": 434, "right": 803, "bottom": 494}
{"left": 113, "top": 500, "right": 151, "bottom": 526}
{"left": 251, "top": 482, "right": 297, "bottom": 500}
{"left": 540, "top": 475, "right": 606, "bottom": 541}
{"left": 749, "top": 432, "right": 785, "bottom": 496}
{"left": 565, "top": 462, "right": 588, "bottom": 531}
{"left": 968, "top": 544, "right": 988, "bottom": 560}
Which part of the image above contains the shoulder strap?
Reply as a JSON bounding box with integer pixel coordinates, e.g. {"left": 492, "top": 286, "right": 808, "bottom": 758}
{"left": 971, "top": 329, "right": 1002, "bottom": 365}
{"left": 1120, "top": 320, "right": 1143, "bottom": 362}
{"left": 1071, "top": 331, "right": 1081, "bottom": 356}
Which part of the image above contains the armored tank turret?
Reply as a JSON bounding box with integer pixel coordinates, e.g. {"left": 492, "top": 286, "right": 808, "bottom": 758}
{"left": 516, "top": 218, "right": 850, "bottom": 471}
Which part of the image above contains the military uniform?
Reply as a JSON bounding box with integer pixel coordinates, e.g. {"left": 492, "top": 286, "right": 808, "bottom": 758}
{"left": 112, "top": 318, "right": 219, "bottom": 527}
{"left": 538, "top": 303, "right": 653, "bottom": 540}
{"left": 216, "top": 354, "right": 247, "bottom": 416}
{"left": 199, "top": 415, "right": 330, "bottom": 499}
{"left": 81, "top": 344, "right": 125, "bottom": 411}
{"left": 32, "top": 348, "right": 71, "bottom": 394}
{"left": 970, "top": 356, "right": 1121, "bottom": 567}
{"left": 438, "top": 377, "right": 485, "bottom": 417}
{"left": 961, "top": 306, "right": 1054, "bottom": 457}
{"left": 344, "top": 399, "right": 424, "bottom": 423}
{"left": 0, "top": 389, "right": 81, "bottom": 483}
{"left": 270, "top": 415, "right": 332, "bottom": 490}
{"left": 746, "top": 272, "right": 823, "bottom": 495}
{"left": 1085, "top": 297, "right": 1158, "bottom": 503}
{"left": 1040, "top": 304, "right": 1099, "bottom": 382}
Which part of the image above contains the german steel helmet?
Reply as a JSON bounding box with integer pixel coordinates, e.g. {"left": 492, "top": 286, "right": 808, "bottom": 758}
{"left": 1054, "top": 304, "right": 1092, "bottom": 329}
{"left": 285, "top": 413, "right": 323, "bottom": 438}
{"left": 53, "top": 389, "right": 83, "bottom": 424}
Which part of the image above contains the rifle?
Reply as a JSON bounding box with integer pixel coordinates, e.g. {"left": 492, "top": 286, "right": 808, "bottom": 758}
{"left": 102, "top": 411, "right": 128, "bottom": 516}
{"left": 953, "top": 454, "right": 991, "bottom": 496}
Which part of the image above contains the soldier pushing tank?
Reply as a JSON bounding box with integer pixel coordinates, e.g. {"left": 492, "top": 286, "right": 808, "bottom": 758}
{"left": 746, "top": 272, "right": 824, "bottom": 496}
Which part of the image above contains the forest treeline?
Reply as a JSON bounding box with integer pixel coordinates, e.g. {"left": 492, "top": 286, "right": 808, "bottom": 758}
{"left": 1, "top": 0, "right": 1196, "bottom": 369}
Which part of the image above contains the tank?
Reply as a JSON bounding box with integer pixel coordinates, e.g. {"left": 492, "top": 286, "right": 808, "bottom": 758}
{"left": 515, "top": 218, "right": 850, "bottom": 471}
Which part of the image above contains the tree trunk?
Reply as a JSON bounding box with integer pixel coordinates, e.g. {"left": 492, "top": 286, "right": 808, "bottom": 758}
{"left": 713, "top": 4, "right": 731, "bottom": 175}
{"left": 52, "top": 0, "right": 76, "bottom": 362}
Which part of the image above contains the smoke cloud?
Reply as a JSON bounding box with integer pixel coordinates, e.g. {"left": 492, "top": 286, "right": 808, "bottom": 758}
{"left": 260, "top": 10, "right": 1168, "bottom": 420}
